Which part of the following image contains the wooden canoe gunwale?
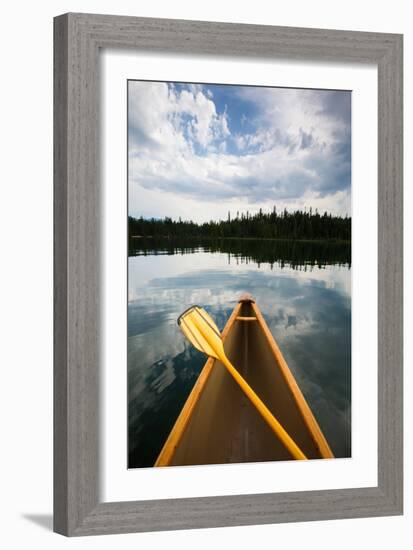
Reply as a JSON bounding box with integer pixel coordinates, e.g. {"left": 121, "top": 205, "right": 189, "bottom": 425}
{"left": 155, "top": 297, "right": 333, "bottom": 467}
{"left": 250, "top": 302, "right": 334, "bottom": 459}
{"left": 154, "top": 301, "right": 243, "bottom": 466}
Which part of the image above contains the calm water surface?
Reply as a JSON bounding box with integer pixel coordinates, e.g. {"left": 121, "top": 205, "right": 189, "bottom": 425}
{"left": 128, "top": 239, "right": 351, "bottom": 468}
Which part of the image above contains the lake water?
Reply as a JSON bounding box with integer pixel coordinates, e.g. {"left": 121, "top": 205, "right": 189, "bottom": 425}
{"left": 128, "top": 238, "right": 351, "bottom": 468}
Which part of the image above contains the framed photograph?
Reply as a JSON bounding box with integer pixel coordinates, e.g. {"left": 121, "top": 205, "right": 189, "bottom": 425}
{"left": 54, "top": 13, "right": 403, "bottom": 536}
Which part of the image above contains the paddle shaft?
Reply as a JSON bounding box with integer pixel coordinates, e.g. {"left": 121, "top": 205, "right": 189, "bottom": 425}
{"left": 220, "top": 355, "right": 307, "bottom": 460}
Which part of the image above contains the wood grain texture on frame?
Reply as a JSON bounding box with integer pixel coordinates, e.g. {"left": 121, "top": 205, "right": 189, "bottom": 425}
{"left": 53, "top": 13, "right": 403, "bottom": 536}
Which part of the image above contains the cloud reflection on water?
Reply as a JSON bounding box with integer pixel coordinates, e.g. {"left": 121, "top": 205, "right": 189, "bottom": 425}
{"left": 128, "top": 246, "right": 351, "bottom": 467}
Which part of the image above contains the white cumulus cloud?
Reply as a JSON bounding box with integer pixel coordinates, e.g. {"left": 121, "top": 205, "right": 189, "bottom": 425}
{"left": 128, "top": 81, "right": 351, "bottom": 222}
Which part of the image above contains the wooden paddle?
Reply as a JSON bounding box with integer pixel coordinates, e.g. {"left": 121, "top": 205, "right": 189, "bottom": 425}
{"left": 178, "top": 306, "right": 307, "bottom": 460}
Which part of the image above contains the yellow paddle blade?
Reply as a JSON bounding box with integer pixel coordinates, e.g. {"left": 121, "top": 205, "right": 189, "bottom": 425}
{"left": 178, "top": 306, "right": 224, "bottom": 361}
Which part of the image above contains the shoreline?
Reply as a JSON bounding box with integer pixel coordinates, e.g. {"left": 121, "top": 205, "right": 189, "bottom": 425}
{"left": 129, "top": 235, "right": 351, "bottom": 245}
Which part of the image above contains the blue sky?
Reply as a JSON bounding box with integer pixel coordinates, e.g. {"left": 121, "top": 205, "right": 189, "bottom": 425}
{"left": 128, "top": 81, "right": 351, "bottom": 222}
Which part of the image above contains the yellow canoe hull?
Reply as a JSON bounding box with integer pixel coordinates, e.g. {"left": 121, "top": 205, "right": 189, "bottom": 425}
{"left": 155, "top": 295, "right": 334, "bottom": 466}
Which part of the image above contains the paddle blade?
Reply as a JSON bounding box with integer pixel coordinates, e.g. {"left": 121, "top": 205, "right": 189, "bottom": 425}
{"left": 178, "top": 306, "right": 224, "bottom": 361}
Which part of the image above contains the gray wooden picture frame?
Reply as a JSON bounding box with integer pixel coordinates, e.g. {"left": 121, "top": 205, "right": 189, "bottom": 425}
{"left": 53, "top": 13, "right": 403, "bottom": 536}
